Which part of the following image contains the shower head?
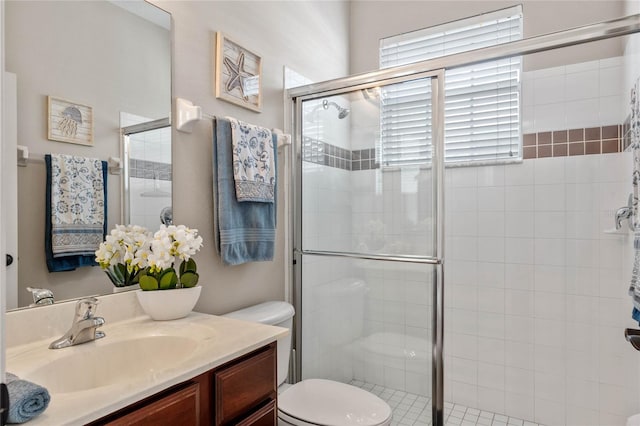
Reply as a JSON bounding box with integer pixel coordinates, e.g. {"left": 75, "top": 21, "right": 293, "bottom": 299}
{"left": 322, "top": 99, "right": 350, "bottom": 119}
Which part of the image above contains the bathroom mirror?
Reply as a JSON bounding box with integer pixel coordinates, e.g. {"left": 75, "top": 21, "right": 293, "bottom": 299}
{"left": 4, "top": 0, "right": 172, "bottom": 309}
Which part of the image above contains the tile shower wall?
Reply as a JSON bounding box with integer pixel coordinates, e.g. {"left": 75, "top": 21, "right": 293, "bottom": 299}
{"left": 301, "top": 164, "right": 357, "bottom": 383}
{"left": 445, "top": 154, "right": 639, "bottom": 425}
{"left": 300, "top": 53, "right": 640, "bottom": 425}
{"left": 301, "top": 95, "right": 359, "bottom": 383}
{"left": 128, "top": 176, "right": 171, "bottom": 230}
{"left": 522, "top": 125, "right": 623, "bottom": 159}
{"left": 522, "top": 57, "right": 624, "bottom": 134}
{"left": 345, "top": 154, "right": 639, "bottom": 425}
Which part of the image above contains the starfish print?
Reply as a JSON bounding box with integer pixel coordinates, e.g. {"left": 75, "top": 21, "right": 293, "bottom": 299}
{"left": 223, "top": 52, "right": 254, "bottom": 101}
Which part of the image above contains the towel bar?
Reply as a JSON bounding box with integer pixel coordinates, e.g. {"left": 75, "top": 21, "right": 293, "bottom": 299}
{"left": 174, "top": 97, "right": 292, "bottom": 148}
{"left": 16, "top": 146, "right": 122, "bottom": 175}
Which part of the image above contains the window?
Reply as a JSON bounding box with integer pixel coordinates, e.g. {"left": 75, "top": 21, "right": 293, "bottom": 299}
{"left": 379, "top": 6, "right": 523, "bottom": 166}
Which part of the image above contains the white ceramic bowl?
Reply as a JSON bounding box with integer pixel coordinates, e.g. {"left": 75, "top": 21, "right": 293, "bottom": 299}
{"left": 135, "top": 286, "right": 202, "bottom": 321}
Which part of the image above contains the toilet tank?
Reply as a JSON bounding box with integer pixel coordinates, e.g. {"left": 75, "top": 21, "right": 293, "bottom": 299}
{"left": 223, "top": 301, "right": 295, "bottom": 386}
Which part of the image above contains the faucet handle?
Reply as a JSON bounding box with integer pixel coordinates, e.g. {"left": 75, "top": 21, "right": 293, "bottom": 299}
{"left": 75, "top": 297, "right": 100, "bottom": 320}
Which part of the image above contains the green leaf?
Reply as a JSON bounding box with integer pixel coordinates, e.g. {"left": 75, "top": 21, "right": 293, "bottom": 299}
{"left": 130, "top": 269, "right": 142, "bottom": 285}
{"left": 180, "top": 271, "right": 199, "bottom": 288}
{"left": 139, "top": 275, "right": 159, "bottom": 291}
{"left": 104, "top": 270, "right": 122, "bottom": 287}
{"left": 159, "top": 269, "right": 178, "bottom": 290}
{"left": 112, "top": 264, "right": 125, "bottom": 283}
{"left": 179, "top": 258, "right": 197, "bottom": 275}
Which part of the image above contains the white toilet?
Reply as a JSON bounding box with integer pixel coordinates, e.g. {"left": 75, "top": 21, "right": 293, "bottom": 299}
{"left": 224, "top": 301, "right": 392, "bottom": 426}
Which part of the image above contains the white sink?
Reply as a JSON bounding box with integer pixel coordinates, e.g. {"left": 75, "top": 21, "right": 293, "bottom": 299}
{"left": 22, "top": 335, "right": 199, "bottom": 394}
{"left": 4, "top": 292, "right": 288, "bottom": 426}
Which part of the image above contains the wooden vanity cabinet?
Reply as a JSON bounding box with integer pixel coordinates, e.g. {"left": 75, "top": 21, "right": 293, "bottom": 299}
{"left": 89, "top": 342, "right": 277, "bottom": 426}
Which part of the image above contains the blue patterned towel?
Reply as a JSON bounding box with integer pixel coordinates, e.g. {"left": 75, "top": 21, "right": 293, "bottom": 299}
{"left": 48, "top": 154, "right": 105, "bottom": 257}
{"left": 5, "top": 373, "right": 50, "bottom": 424}
{"left": 45, "top": 156, "right": 107, "bottom": 272}
{"left": 213, "top": 118, "right": 276, "bottom": 265}
{"left": 228, "top": 117, "right": 276, "bottom": 203}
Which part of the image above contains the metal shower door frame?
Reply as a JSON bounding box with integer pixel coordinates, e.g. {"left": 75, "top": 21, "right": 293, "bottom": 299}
{"left": 291, "top": 69, "right": 447, "bottom": 423}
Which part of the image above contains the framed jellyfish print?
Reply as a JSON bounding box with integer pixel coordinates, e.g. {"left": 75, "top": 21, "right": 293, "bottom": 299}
{"left": 214, "top": 32, "right": 262, "bottom": 112}
{"left": 47, "top": 96, "right": 94, "bottom": 145}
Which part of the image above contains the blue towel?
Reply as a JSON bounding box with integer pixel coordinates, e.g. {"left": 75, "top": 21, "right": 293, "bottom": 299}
{"left": 5, "top": 373, "right": 50, "bottom": 424}
{"left": 213, "top": 118, "right": 276, "bottom": 265}
{"left": 45, "top": 155, "right": 108, "bottom": 272}
{"left": 633, "top": 307, "right": 640, "bottom": 325}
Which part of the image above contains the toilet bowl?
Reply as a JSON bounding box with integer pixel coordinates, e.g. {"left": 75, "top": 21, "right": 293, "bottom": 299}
{"left": 628, "top": 414, "right": 640, "bottom": 426}
{"left": 224, "top": 301, "right": 392, "bottom": 426}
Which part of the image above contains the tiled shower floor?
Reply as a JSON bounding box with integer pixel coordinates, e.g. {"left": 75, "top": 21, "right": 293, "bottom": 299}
{"left": 350, "top": 381, "right": 544, "bottom": 426}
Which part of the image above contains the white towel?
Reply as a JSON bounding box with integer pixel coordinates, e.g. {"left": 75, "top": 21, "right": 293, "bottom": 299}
{"left": 50, "top": 153, "right": 105, "bottom": 257}
{"left": 228, "top": 117, "right": 275, "bottom": 203}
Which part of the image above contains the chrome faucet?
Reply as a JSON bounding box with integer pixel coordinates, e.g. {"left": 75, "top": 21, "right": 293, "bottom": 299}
{"left": 26, "top": 287, "right": 54, "bottom": 306}
{"left": 49, "top": 297, "right": 105, "bottom": 349}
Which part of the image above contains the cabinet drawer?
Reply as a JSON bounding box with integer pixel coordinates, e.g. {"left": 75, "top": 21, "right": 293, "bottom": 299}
{"left": 104, "top": 382, "right": 200, "bottom": 426}
{"left": 214, "top": 343, "right": 276, "bottom": 425}
{"left": 236, "top": 400, "right": 277, "bottom": 426}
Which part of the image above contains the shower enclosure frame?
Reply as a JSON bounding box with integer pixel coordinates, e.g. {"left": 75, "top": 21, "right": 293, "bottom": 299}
{"left": 288, "top": 13, "right": 640, "bottom": 426}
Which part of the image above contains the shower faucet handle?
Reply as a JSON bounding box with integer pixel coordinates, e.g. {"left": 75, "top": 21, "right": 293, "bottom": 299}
{"left": 615, "top": 193, "right": 634, "bottom": 231}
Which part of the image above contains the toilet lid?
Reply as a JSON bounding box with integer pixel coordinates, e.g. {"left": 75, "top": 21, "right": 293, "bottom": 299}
{"left": 278, "top": 379, "right": 392, "bottom": 426}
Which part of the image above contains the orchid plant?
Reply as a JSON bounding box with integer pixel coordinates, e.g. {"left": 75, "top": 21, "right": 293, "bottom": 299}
{"left": 139, "top": 225, "right": 203, "bottom": 291}
{"left": 95, "top": 224, "right": 203, "bottom": 290}
{"left": 95, "top": 225, "right": 151, "bottom": 287}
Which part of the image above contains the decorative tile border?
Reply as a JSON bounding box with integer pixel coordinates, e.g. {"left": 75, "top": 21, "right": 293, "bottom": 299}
{"left": 129, "top": 159, "right": 172, "bottom": 181}
{"left": 523, "top": 124, "right": 622, "bottom": 159}
{"left": 302, "top": 137, "right": 379, "bottom": 171}
{"left": 351, "top": 148, "right": 379, "bottom": 171}
{"left": 307, "top": 125, "right": 625, "bottom": 169}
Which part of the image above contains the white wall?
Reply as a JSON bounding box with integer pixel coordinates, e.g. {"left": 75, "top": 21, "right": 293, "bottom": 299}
{"left": 152, "top": 0, "right": 350, "bottom": 314}
{"left": 349, "top": 1, "right": 624, "bottom": 75}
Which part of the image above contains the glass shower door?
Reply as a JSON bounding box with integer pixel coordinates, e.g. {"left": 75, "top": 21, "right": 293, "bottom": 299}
{"left": 294, "top": 70, "right": 445, "bottom": 424}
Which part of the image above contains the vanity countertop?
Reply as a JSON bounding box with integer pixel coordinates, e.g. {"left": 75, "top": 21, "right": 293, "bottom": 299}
{"left": 6, "top": 311, "right": 287, "bottom": 425}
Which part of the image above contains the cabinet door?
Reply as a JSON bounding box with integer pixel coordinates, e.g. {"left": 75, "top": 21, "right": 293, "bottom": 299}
{"left": 236, "top": 400, "right": 277, "bottom": 426}
{"left": 214, "top": 343, "right": 276, "bottom": 425}
{"left": 104, "top": 382, "right": 200, "bottom": 426}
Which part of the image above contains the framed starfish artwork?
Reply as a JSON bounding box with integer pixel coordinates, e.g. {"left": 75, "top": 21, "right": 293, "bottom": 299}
{"left": 215, "top": 32, "right": 262, "bottom": 112}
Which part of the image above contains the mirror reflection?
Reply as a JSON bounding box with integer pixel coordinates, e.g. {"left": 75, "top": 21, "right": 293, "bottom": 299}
{"left": 122, "top": 116, "right": 172, "bottom": 229}
{"left": 5, "top": 0, "right": 172, "bottom": 309}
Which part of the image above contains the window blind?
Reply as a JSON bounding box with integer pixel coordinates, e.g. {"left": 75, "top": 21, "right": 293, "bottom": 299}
{"left": 379, "top": 6, "right": 523, "bottom": 166}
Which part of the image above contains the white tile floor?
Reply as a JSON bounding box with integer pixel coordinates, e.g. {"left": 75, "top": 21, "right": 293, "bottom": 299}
{"left": 350, "top": 381, "right": 544, "bottom": 426}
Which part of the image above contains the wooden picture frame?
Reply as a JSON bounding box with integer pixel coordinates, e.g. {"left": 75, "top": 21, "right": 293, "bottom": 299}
{"left": 47, "top": 96, "right": 94, "bottom": 146}
{"left": 215, "top": 32, "right": 262, "bottom": 112}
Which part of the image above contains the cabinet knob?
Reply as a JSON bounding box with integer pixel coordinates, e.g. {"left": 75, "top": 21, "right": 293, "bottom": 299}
{"left": 6, "top": 254, "right": 14, "bottom": 267}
